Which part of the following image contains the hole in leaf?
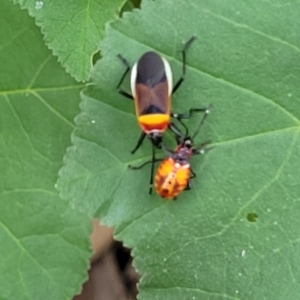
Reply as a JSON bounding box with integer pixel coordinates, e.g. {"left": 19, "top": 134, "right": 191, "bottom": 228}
{"left": 247, "top": 212, "right": 258, "bottom": 222}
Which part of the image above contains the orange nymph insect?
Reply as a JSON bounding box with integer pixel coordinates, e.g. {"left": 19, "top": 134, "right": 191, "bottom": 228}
{"left": 155, "top": 105, "right": 212, "bottom": 199}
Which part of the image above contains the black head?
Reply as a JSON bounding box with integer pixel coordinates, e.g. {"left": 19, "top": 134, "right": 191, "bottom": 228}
{"left": 182, "top": 137, "right": 193, "bottom": 149}
{"left": 148, "top": 132, "right": 163, "bottom": 149}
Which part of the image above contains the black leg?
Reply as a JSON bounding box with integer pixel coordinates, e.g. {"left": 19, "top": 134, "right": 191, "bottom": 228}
{"left": 193, "top": 143, "right": 214, "bottom": 155}
{"left": 128, "top": 147, "right": 162, "bottom": 195}
{"left": 184, "top": 169, "right": 196, "bottom": 191}
{"left": 172, "top": 36, "right": 196, "bottom": 94}
{"left": 168, "top": 121, "right": 185, "bottom": 144}
{"left": 184, "top": 181, "right": 191, "bottom": 191}
{"left": 129, "top": 157, "right": 163, "bottom": 170}
{"left": 172, "top": 107, "right": 208, "bottom": 120}
{"left": 131, "top": 132, "right": 147, "bottom": 154}
{"left": 148, "top": 146, "right": 156, "bottom": 195}
{"left": 171, "top": 107, "right": 208, "bottom": 138}
{"left": 116, "top": 54, "right": 133, "bottom": 100}
{"left": 161, "top": 144, "right": 175, "bottom": 156}
{"left": 190, "top": 105, "right": 212, "bottom": 140}
{"left": 190, "top": 168, "right": 196, "bottom": 178}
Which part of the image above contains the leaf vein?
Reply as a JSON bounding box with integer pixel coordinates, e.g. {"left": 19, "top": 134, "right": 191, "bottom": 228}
{"left": 32, "top": 91, "right": 74, "bottom": 128}
{"left": 193, "top": 3, "right": 300, "bottom": 54}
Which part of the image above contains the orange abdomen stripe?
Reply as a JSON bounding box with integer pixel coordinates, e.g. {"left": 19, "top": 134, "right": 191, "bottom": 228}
{"left": 138, "top": 114, "right": 170, "bottom": 133}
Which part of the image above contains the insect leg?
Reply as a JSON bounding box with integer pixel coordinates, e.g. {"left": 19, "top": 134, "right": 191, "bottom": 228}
{"left": 184, "top": 169, "right": 196, "bottom": 191}
{"left": 168, "top": 121, "right": 186, "bottom": 144}
{"left": 172, "top": 36, "right": 196, "bottom": 94}
{"left": 184, "top": 181, "right": 192, "bottom": 191}
{"left": 116, "top": 54, "right": 133, "bottom": 100}
{"left": 173, "top": 104, "right": 212, "bottom": 139}
{"left": 129, "top": 157, "right": 163, "bottom": 170}
{"left": 131, "top": 132, "right": 147, "bottom": 154}
{"left": 128, "top": 146, "right": 163, "bottom": 195}
{"left": 173, "top": 107, "right": 208, "bottom": 120}
{"left": 193, "top": 142, "right": 214, "bottom": 155}
{"left": 190, "top": 168, "right": 196, "bottom": 178}
{"left": 148, "top": 146, "right": 156, "bottom": 194}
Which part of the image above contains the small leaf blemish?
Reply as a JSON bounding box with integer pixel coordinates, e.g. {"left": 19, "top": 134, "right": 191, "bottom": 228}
{"left": 247, "top": 212, "right": 258, "bottom": 222}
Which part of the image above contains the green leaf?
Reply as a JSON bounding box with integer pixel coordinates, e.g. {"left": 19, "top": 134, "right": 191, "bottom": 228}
{"left": 0, "top": 2, "right": 91, "bottom": 300}
{"left": 59, "top": 0, "right": 300, "bottom": 299}
{"left": 13, "top": 0, "right": 124, "bottom": 81}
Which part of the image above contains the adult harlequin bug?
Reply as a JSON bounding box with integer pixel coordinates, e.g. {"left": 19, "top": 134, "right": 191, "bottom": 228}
{"left": 117, "top": 36, "right": 207, "bottom": 193}
{"left": 155, "top": 105, "right": 212, "bottom": 199}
